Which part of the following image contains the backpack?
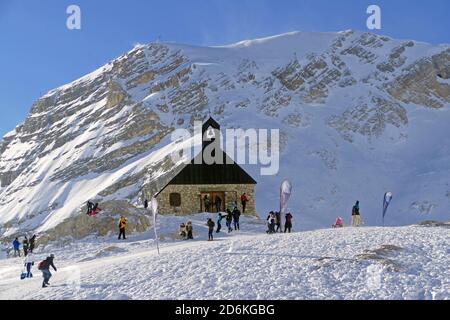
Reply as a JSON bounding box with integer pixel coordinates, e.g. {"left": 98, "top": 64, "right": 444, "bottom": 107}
{"left": 37, "top": 260, "right": 46, "bottom": 270}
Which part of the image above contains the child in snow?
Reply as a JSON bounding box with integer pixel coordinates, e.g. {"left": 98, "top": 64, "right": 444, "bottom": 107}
{"left": 12, "top": 238, "right": 21, "bottom": 257}
{"left": 206, "top": 218, "right": 215, "bottom": 241}
{"left": 332, "top": 217, "right": 344, "bottom": 228}
{"left": 24, "top": 252, "right": 35, "bottom": 278}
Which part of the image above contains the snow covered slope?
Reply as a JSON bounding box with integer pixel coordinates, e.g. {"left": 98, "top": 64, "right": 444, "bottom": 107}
{"left": 1, "top": 30, "right": 450, "bottom": 240}
{"left": 0, "top": 220, "right": 449, "bottom": 300}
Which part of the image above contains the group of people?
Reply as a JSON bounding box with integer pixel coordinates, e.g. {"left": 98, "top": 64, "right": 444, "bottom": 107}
{"left": 266, "top": 211, "right": 293, "bottom": 234}
{"left": 86, "top": 201, "right": 101, "bottom": 217}
{"left": 203, "top": 193, "right": 249, "bottom": 214}
{"left": 21, "top": 253, "right": 57, "bottom": 288}
{"left": 11, "top": 234, "right": 58, "bottom": 288}
{"left": 224, "top": 206, "right": 241, "bottom": 233}
{"left": 180, "top": 205, "right": 243, "bottom": 242}
{"left": 208, "top": 206, "right": 242, "bottom": 241}
{"left": 332, "top": 201, "right": 362, "bottom": 228}
{"left": 12, "top": 234, "right": 36, "bottom": 257}
{"left": 87, "top": 201, "right": 127, "bottom": 239}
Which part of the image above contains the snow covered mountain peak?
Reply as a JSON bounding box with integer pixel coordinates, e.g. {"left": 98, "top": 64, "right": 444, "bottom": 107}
{"left": 1, "top": 30, "right": 449, "bottom": 242}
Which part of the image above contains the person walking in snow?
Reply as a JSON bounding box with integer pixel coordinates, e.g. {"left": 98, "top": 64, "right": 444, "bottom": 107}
{"left": 232, "top": 207, "right": 241, "bottom": 231}
{"left": 240, "top": 193, "right": 248, "bottom": 214}
{"left": 216, "top": 213, "right": 225, "bottom": 233}
{"left": 284, "top": 212, "right": 293, "bottom": 233}
{"left": 118, "top": 216, "right": 127, "bottom": 240}
{"left": 29, "top": 234, "right": 36, "bottom": 253}
{"left": 12, "top": 238, "right": 21, "bottom": 257}
{"left": 226, "top": 209, "right": 233, "bottom": 233}
{"left": 38, "top": 254, "right": 57, "bottom": 288}
{"left": 23, "top": 252, "right": 35, "bottom": 278}
{"left": 206, "top": 218, "right": 215, "bottom": 241}
{"left": 275, "top": 211, "right": 282, "bottom": 233}
{"left": 351, "top": 201, "right": 361, "bottom": 227}
{"left": 23, "top": 236, "right": 29, "bottom": 256}
{"left": 186, "top": 221, "right": 193, "bottom": 239}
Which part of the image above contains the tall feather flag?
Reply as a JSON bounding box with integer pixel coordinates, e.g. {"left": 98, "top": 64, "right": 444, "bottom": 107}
{"left": 280, "top": 180, "right": 293, "bottom": 227}
{"left": 151, "top": 197, "right": 160, "bottom": 255}
{"left": 382, "top": 192, "right": 393, "bottom": 226}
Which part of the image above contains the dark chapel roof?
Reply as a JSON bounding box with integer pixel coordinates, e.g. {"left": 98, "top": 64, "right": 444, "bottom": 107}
{"left": 155, "top": 117, "right": 257, "bottom": 195}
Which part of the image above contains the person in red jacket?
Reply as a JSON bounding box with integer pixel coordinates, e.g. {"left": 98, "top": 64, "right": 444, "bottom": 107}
{"left": 240, "top": 193, "right": 248, "bottom": 214}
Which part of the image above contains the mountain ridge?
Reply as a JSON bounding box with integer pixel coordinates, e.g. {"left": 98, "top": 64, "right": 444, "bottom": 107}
{"left": 1, "top": 30, "right": 449, "bottom": 240}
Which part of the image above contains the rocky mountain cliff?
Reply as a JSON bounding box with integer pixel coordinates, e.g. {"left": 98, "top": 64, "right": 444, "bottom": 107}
{"left": 1, "top": 30, "right": 449, "bottom": 240}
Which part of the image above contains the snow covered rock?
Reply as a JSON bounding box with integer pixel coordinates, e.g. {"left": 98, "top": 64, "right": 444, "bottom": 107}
{"left": 1, "top": 30, "right": 450, "bottom": 242}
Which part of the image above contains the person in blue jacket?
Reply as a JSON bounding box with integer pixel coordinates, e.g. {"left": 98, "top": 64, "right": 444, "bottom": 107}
{"left": 216, "top": 213, "right": 225, "bottom": 233}
{"left": 12, "top": 238, "right": 21, "bottom": 257}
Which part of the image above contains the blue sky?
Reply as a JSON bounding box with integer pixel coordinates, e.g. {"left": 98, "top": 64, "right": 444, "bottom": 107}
{"left": 1, "top": 0, "right": 449, "bottom": 136}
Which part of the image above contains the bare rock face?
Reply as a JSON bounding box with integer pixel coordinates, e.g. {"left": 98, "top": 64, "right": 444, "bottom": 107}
{"left": 386, "top": 49, "right": 450, "bottom": 108}
{"left": 328, "top": 96, "right": 408, "bottom": 142}
{"left": 0, "top": 30, "right": 449, "bottom": 241}
{"left": 33, "top": 200, "right": 151, "bottom": 247}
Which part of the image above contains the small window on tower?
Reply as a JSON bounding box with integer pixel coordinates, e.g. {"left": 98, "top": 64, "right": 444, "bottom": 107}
{"left": 169, "top": 193, "right": 181, "bottom": 207}
{"left": 206, "top": 126, "right": 215, "bottom": 139}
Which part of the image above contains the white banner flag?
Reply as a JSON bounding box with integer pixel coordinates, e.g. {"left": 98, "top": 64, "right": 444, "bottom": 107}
{"left": 151, "top": 197, "right": 160, "bottom": 255}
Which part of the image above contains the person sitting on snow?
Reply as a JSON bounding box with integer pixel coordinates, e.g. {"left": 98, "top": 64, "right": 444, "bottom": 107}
{"left": 269, "top": 218, "right": 276, "bottom": 234}
{"left": 332, "top": 217, "right": 344, "bottom": 228}
{"left": 179, "top": 223, "right": 187, "bottom": 240}
{"left": 89, "top": 203, "right": 102, "bottom": 217}
{"left": 266, "top": 211, "right": 275, "bottom": 233}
